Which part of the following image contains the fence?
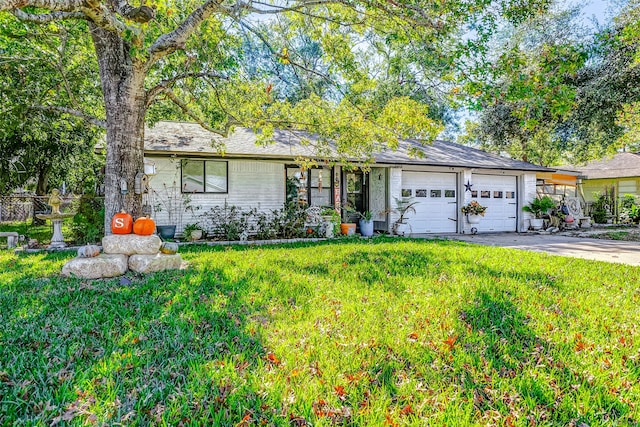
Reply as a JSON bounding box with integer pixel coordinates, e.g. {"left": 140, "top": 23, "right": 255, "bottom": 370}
{"left": 0, "top": 195, "right": 81, "bottom": 223}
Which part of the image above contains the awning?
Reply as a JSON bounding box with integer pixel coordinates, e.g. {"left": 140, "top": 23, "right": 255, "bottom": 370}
{"left": 537, "top": 172, "right": 578, "bottom": 186}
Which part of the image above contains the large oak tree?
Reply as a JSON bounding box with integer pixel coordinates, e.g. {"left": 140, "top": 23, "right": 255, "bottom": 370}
{"left": 0, "top": 0, "right": 550, "bottom": 228}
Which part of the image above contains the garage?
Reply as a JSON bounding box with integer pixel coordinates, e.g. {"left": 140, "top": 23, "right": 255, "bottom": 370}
{"left": 470, "top": 174, "right": 518, "bottom": 232}
{"left": 401, "top": 171, "right": 457, "bottom": 233}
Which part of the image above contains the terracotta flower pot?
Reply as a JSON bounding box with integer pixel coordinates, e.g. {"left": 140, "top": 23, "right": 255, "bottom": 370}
{"left": 340, "top": 223, "right": 356, "bottom": 236}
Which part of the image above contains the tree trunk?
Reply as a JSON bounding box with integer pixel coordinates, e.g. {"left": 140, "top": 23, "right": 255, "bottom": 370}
{"left": 35, "top": 167, "right": 49, "bottom": 196}
{"left": 32, "top": 166, "right": 50, "bottom": 226}
{"left": 91, "top": 25, "right": 147, "bottom": 233}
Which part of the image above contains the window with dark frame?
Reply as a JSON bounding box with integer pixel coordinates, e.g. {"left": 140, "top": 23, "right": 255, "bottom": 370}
{"left": 181, "top": 159, "right": 228, "bottom": 193}
{"left": 286, "top": 166, "right": 332, "bottom": 206}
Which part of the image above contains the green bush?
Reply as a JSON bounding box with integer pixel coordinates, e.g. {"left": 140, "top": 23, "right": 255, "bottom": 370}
{"left": 71, "top": 193, "right": 104, "bottom": 244}
{"left": 201, "top": 202, "right": 255, "bottom": 241}
{"left": 619, "top": 194, "right": 640, "bottom": 224}
{"left": 200, "top": 202, "right": 309, "bottom": 241}
{"left": 522, "top": 196, "right": 556, "bottom": 218}
{"left": 591, "top": 193, "right": 611, "bottom": 224}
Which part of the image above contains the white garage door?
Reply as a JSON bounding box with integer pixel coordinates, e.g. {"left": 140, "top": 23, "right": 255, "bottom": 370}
{"left": 471, "top": 174, "right": 517, "bottom": 232}
{"left": 402, "top": 172, "right": 457, "bottom": 233}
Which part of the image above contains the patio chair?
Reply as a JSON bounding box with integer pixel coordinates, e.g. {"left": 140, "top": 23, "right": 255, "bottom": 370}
{"left": 565, "top": 197, "right": 591, "bottom": 228}
{"left": 303, "top": 206, "right": 324, "bottom": 234}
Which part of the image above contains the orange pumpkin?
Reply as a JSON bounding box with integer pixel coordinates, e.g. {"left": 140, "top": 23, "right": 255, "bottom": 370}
{"left": 111, "top": 211, "right": 133, "bottom": 234}
{"left": 133, "top": 216, "right": 156, "bottom": 236}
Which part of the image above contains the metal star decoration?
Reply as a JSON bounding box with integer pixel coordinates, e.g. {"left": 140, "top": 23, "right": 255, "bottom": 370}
{"left": 465, "top": 180, "right": 473, "bottom": 192}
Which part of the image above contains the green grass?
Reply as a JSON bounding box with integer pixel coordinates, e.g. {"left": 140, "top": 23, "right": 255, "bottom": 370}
{"left": 595, "top": 231, "right": 633, "bottom": 241}
{"left": 0, "top": 221, "right": 72, "bottom": 246}
{"left": 1, "top": 237, "right": 640, "bottom": 426}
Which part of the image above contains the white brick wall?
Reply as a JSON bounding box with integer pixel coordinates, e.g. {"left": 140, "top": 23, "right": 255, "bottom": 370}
{"left": 147, "top": 157, "right": 285, "bottom": 231}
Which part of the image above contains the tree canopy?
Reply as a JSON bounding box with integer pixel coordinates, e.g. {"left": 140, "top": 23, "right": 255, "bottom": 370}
{"left": 0, "top": 0, "right": 552, "bottom": 225}
{"left": 0, "top": 14, "right": 103, "bottom": 194}
{"left": 462, "top": 1, "right": 640, "bottom": 166}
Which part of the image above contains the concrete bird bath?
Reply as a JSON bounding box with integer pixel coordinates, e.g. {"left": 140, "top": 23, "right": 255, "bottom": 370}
{"left": 36, "top": 189, "right": 75, "bottom": 249}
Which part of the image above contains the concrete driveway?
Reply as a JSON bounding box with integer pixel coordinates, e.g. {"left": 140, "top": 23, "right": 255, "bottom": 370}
{"left": 427, "top": 233, "right": 640, "bottom": 266}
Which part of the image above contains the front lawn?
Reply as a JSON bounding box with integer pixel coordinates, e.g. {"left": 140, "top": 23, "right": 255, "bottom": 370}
{"left": 1, "top": 238, "right": 639, "bottom": 425}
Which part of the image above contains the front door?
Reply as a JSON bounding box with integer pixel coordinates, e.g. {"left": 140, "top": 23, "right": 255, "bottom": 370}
{"left": 343, "top": 170, "right": 367, "bottom": 222}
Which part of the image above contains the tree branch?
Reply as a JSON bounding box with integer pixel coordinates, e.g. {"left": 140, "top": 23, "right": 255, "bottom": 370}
{"left": 80, "top": 0, "right": 139, "bottom": 38}
{"left": 11, "top": 8, "right": 88, "bottom": 22}
{"left": 5, "top": 0, "right": 140, "bottom": 39}
{"left": 145, "top": 71, "right": 228, "bottom": 107}
{"left": 31, "top": 105, "right": 106, "bottom": 128}
{"left": 147, "top": 0, "right": 225, "bottom": 66}
{"left": 112, "top": 0, "right": 155, "bottom": 23}
{"left": 0, "top": 0, "right": 84, "bottom": 11}
{"left": 234, "top": 0, "right": 342, "bottom": 15}
{"left": 162, "top": 88, "right": 230, "bottom": 138}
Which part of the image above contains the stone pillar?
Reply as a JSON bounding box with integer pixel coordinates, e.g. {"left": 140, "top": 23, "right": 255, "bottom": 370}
{"left": 49, "top": 219, "right": 67, "bottom": 249}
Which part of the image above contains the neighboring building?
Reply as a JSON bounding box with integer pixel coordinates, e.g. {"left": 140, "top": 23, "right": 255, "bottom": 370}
{"left": 142, "top": 121, "right": 552, "bottom": 234}
{"left": 563, "top": 152, "right": 640, "bottom": 202}
{"left": 534, "top": 170, "right": 581, "bottom": 200}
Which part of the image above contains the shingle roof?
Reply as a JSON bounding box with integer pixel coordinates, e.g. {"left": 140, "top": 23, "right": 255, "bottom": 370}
{"left": 144, "top": 121, "right": 550, "bottom": 172}
{"left": 563, "top": 152, "right": 640, "bottom": 179}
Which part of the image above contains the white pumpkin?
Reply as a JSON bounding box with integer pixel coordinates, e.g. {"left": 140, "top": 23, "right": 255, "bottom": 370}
{"left": 77, "top": 244, "right": 100, "bottom": 258}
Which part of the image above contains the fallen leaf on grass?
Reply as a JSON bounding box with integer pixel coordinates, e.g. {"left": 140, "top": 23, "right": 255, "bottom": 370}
{"left": 574, "top": 333, "right": 589, "bottom": 352}
{"left": 400, "top": 404, "right": 413, "bottom": 415}
{"left": 289, "top": 413, "right": 309, "bottom": 426}
{"left": 385, "top": 414, "right": 399, "bottom": 427}
{"left": 619, "top": 335, "right": 633, "bottom": 347}
{"left": 266, "top": 352, "right": 281, "bottom": 365}
{"left": 443, "top": 335, "right": 458, "bottom": 352}
{"left": 236, "top": 412, "right": 252, "bottom": 427}
{"left": 334, "top": 385, "right": 347, "bottom": 400}
{"left": 51, "top": 394, "right": 97, "bottom": 426}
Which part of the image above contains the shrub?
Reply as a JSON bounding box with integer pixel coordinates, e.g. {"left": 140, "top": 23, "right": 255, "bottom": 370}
{"left": 619, "top": 194, "right": 640, "bottom": 224}
{"left": 200, "top": 202, "right": 255, "bottom": 240}
{"left": 199, "top": 202, "right": 320, "bottom": 241}
{"left": 522, "top": 196, "right": 556, "bottom": 219}
{"left": 591, "top": 193, "right": 611, "bottom": 224}
{"left": 71, "top": 193, "right": 104, "bottom": 244}
{"left": 267, "top": 204, "right": 307, "bottom": 239}
{"left": 254, "top": 211, "right": 278, "bottom": 240}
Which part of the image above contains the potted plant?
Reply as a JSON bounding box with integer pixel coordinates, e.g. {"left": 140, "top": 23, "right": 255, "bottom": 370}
{"left": 357, "top": 210, "right": 374, "bottom": 237}
{"left": 522, "top": 196, "right": 556, "bottom": 230}
{"left": 340, "top": 220, "right": 357, "bottom": 236}
{"left": 183, "top": 223, "right": 203, "bottom": 241}
{"left": 340, "top": 205, "right": 357, "bottom": 236}
{"left": 153, "top": 182, "right": 181, "bottom": 239}
{"left": 320, "top": 207, "right": 341, "bottom": 238}
{"left": 390, "top": 198, "right": 418, "bottom": 236}
{"left": 460, "top": 200, "right": 487, "bottom": 224}
{"left": 153, "top": 182, "right": 201, "bottom": 240}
